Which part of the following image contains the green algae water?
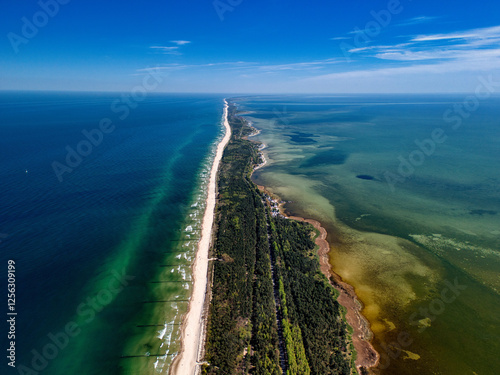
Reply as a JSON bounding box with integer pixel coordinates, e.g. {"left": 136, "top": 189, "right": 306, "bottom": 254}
{"left": 0, "top": 92, "right": 224, "bottom": 374}
{"left": 239, "top": 95, "right": 500, "bottom": 375}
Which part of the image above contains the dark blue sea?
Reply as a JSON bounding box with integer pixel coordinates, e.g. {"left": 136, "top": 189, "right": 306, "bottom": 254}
{"left": 0, "top": 92, "right": 224, "bottom": 374}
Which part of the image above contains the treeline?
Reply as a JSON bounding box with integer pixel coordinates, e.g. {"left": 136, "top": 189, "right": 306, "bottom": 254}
{"left": 203, "top": 101, "right": 356, "bottom": 375}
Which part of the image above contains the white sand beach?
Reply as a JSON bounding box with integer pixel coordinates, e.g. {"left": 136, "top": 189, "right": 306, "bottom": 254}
{"left": 171, "top": 99, "right": 231, "bottom": 375}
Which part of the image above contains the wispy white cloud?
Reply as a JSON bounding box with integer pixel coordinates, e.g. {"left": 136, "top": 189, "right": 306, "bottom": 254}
{"left": 138, "top": 58, "right": 342, "bottom": 75}
{"left": 375, "top": 48, "right": 500, "bottom": 61}
{"left": 397, "top": 16, "right": 440, "bottom": 27}
{"left": 150, "top": 40, "right": 191, "bottom": 55}
{"left": 353, "top": 25, "right": 500, "bottom": 63}
{"left": 307, "top": 56, "right": 500, "bottom": 81}
{"left": 412, "top": 25, "right": 500, "bottom": 42}
{"left": 137, "top": 61, "right": 258, "bottom": 73}
{"left": 412, "top": 32, "right": 475, "bottom": 42}
{"left": 334, "top": 16, "right": 439, "bottom": 40}
{"left": 171, "top": 40, "right": 191, "bottom": 45}
{"left": 258, "top": 58, "right": 341, "bottom": 72}
{"left": 348, "top": 43, "right": 411, "bottom": 54}
{"left": 304, "top": 24, "right": 500, "bottom": 91}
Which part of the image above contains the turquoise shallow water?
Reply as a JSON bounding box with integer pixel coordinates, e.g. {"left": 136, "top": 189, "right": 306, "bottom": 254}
{"left": 239, "top": 95, "right": 500, "bottom": 375}
{"left": 0, "top": 92, "right": 224, "bottom": 374}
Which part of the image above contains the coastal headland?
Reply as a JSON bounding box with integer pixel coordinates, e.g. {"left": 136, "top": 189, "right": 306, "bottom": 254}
{"left": 257, "top": 184, "right": 380, "bottom": 374}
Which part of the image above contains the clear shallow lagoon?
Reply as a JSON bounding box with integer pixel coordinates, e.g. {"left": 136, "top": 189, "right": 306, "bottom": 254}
{"left": 0, "top": 92, "right": 224, "bottom": 374}
{"left": 240, "top": 95, "right": 500, "bottom": 375}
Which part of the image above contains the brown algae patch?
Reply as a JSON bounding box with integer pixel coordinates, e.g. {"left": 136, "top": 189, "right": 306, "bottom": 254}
{"left": 327, "top": 223, "right": 443, "bottom": 347}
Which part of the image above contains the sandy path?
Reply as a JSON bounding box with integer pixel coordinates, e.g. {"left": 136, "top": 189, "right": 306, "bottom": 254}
{"left": 171, "top": 99, "right": 231, "bottom": 375}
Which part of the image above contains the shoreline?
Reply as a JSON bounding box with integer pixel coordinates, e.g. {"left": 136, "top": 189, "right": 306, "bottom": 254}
{"left": 170, "top": 99, "right": 231, "bottom": 375}
{"left": 286, "top": 215, "right": 380, "bottom": 374}
{"left": 256, "top": 184, "right": 380, "bottom": 374}
{"left": 254, "top": 182, "right": 379, "bottom": 372}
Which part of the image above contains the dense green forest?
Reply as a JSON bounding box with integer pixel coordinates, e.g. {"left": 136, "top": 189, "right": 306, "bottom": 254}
{"left": 203, "top": 101, "right": 356, "bottom": 375}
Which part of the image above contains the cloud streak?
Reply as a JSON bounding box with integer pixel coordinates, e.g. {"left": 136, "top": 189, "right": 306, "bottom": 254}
{"left": 412, "top": 25, "right": 500, "bottom": 42}
{"left": 341, "top": 24, "right": 500, "bottom": 64}
{"left": 171, "top": 40, "right": 191, "bottom": 45}
{"left": 150, "top": 40, "right": 191, "bottom": 55}
{"left": 396, "top": 16, "right": 440, "bottom": 27}
{"left": 138, "top": 58, "right": 342, "bottom": 75}
{"left": 303, "top": 24, "right": 500, "bottom": 91}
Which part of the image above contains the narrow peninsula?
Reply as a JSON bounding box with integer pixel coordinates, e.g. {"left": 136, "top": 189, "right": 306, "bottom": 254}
{"left": 198, "top": 99, "right": 361, "bottom": 375}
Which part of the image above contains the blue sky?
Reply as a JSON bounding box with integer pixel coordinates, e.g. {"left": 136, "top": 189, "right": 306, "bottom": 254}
{"left": 1, "top": 0, "right": 500, "bottom": 93}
